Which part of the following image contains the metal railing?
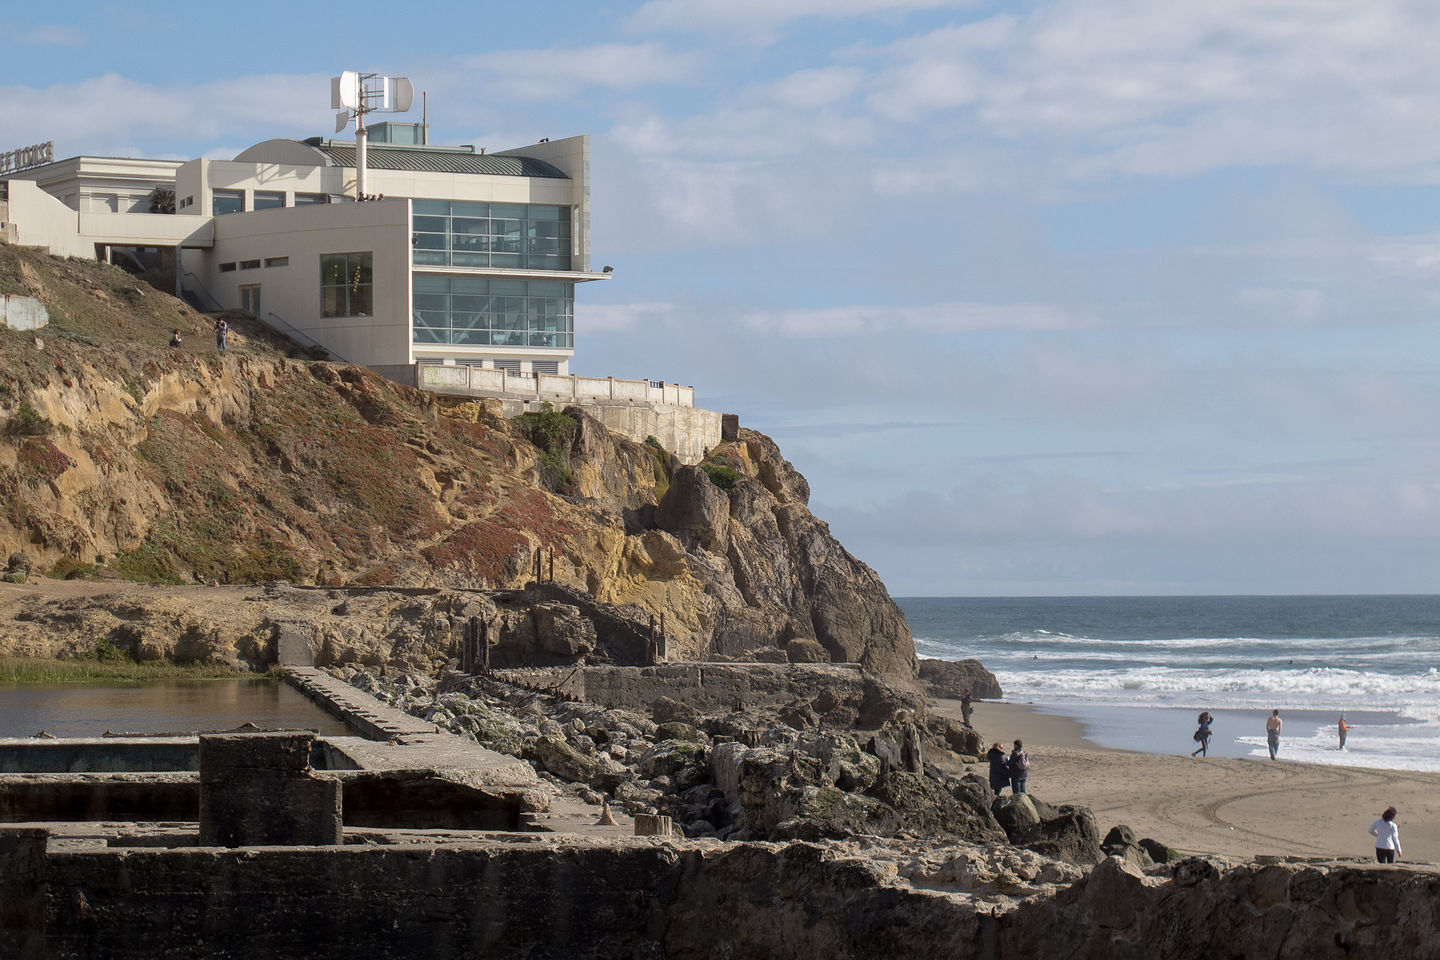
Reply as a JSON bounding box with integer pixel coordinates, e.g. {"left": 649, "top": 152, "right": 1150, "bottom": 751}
{"left": 415, "top": 363, "right": 696, "bottom": 407}
{"left": 180, "top": 272, "right": 224, "bottom": 312}
{"left": 263, "top": 311, "right": 348, "bottom": 363}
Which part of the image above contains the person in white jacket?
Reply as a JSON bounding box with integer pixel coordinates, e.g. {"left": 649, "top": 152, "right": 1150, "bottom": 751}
{"left": 1369, "top": 807, "right": 1401, "bottom": 863}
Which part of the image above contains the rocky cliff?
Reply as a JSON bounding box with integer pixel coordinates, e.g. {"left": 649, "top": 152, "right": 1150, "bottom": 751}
{"left": 0, "top": 243, "right": 914, "bottom": 676}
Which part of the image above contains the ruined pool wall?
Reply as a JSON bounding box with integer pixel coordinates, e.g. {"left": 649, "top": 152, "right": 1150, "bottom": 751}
{"left": 3, "top": 830, "right": 1439, "bottom": 960}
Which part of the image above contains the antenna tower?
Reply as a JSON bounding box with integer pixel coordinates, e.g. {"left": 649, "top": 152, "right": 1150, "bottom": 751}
{"left": 330, "top": 71, "right": 415, "bottom": 200}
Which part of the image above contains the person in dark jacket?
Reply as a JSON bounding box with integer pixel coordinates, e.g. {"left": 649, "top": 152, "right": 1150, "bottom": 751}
{"left": 987, "top": 742, "right": 1009, "bottom": 795}
{"left": 1008, "top": 739, "right": 1030, "bottom": 794}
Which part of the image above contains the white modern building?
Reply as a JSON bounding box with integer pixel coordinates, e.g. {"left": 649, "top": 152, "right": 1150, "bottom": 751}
{"left": 0, "top": 124, "right": 604, "bottom": 376}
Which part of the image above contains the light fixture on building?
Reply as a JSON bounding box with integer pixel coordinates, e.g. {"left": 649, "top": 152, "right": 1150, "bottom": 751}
{"left": 602, "top": 265, "right": 613, "bottom": 274}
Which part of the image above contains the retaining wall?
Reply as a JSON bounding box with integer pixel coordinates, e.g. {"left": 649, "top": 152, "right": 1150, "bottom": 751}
{"left": 3, "top": 829, "right": 1438, "bottom": 960}
{"left": 408, "top": 363, "right": 723, "bottom": 464}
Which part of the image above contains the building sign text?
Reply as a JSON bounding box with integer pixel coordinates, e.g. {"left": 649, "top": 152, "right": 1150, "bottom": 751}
{"left": 0, "top": 142, "right": 55, "bottom": 176}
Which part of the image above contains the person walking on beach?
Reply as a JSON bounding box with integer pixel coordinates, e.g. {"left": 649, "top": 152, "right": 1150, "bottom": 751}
{"left": 960, "top": 689, "right": 974, "bottom": 728}
{"left": 987, "top": 742, "right": 1009, "bottom": 795}
{"left": 1338, "top": 714, "right": 1349, "bottom": 750}
{"left": 1370, "top": 807, "right": 1401, "bottom": 863}
{"left": 1192, "top": 711, "right": 1213, "bottom": 757}
{"left": 1008, "top": 739, "right": 1030, "bottom": 795}
{"left": 1266, "top": 709, "right": 1282, "bottom": 760}
{"left": 215, "top": 317, "right": 228, "bottom": 352}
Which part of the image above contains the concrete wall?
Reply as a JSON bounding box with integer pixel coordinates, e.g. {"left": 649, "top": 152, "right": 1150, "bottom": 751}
{"left": 497, "top": 663, "right": 870, "bottom": 714}
{"left": 193, "top": 201, "right": 412, "bottom": 367}
{"left": 1, "top": 180, "right": 92, "bottom": 257}
{"left": 580, "top": 401, "right": 721, "bottom": 465}
{"left": 414, "top": 364, "right": 720, "bottom": 462}
{"left": 7, "top": 831, "right": 1437, "bottom": 960}
{"left": 0, "top": 296, "right": 49, "bottom": 331}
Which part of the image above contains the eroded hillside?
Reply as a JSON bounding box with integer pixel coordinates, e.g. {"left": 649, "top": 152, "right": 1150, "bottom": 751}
{"left": 0, "top": 244, "right": 914, "bottom": 675}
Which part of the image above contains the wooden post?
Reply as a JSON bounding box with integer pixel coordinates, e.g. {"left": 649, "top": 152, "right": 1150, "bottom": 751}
{"left": 479, "top": 618, "right": 490, "bottom": 672}
{"left": 548, "top": 549, "right": 555, "bottom": 583}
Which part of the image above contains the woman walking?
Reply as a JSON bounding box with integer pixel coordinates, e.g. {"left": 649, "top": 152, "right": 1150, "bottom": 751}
{"left": 1370, "top": 807, "right": 1402, "bottom": 863}
{"left": 1192, "top": 711, "right": 1214, "bottom": 757}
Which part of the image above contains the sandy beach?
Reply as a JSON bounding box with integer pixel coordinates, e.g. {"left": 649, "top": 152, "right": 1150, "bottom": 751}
{"left": 936, "top": 698, "right": 1440, "bottom": 863}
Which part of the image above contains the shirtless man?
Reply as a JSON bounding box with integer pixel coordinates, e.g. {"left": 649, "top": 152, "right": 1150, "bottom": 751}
{"left": 1266, "top": 709, "right": 1283, "bottom": 760}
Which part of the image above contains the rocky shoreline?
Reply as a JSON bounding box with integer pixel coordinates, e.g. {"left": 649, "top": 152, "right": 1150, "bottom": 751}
{"left": 344, "top": 662, "right": 1172, "bottom": 872}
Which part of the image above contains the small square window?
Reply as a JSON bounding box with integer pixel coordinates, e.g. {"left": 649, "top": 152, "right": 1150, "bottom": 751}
{"left": 218, "top": 262, "right": 236, "bottom": 272}
{"left": 239, "top": 259, "right": 261, "bottom": 270}
{"left": 264, "top": 257, "right": 289, "bottom": 268}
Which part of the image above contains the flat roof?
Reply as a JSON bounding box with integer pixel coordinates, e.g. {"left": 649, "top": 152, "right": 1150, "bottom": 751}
{"left": 313, "top": 143, "right": 568, "bottom": 179}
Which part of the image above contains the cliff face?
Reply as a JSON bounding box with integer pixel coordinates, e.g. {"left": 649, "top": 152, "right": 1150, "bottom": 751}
{"left": 0, "top": 244, "right": 914, "bottom": 676}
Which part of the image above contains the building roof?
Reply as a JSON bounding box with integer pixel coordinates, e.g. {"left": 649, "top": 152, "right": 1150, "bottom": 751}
{"left": 312, "top": 143, "right": 569, "bottom": 179}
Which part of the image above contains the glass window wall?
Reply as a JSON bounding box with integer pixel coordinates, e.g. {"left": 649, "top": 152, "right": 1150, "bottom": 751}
{"left": 254, "top": 191, "right": 285, "bottom": 210}
{"left": 411, "top": 276, "right": 572, "bottom": 348}
{"left": 411, "top": 200, "right": 571, "bottom": 271}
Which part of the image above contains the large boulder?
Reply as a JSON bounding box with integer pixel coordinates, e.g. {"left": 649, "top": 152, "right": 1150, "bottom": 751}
{"left": 918, "top": 659, "right": 1003, "bottom": 700}
{"left": 993, "top": 793, "right": 1041, "bottom": 835}
{"left": 655, "top": 465, "right": 731, "bottom": 554}
{"left": 1013, "top": 804, "right": 1104, "bottom": 865}
{"left": 522, "top": 735, "right": 598, "bottom": 784}
{"left": 532, "top": 603, "right": 597, "bottom": 661}
{"left": 941, "top": 720, "right": 984, "bottom": 758}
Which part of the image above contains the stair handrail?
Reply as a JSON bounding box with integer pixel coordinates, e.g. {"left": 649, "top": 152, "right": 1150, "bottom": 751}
{"left": 180, "top": 271, "right": 224, "bottom": 312}
{"left": 262, "top": 311, "right": 348, "bottom": 364}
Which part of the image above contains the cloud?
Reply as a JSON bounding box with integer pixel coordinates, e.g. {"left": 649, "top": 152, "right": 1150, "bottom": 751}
{"left": 739, "top": 302, "right": 1097, "bottom": 336}
{"left": 578, "top": 301, "right": 676, "bottom": 334}
{"left": 0, "top": 73, "right": 327, "bottom": 156}
{"left": 827, "top": 471, "right": 1440, "bottom": 550}
{"left": 628, "top": 0, "right": 975, "bottom": 39}
{"left": 853, "top": 1, "right": 1440, "bottom": 183}
{"left": 25, "top": 25, "right": 85, "bottom": 46}
{"left": 448, "top": 44, "right": 700, "bottom": 101}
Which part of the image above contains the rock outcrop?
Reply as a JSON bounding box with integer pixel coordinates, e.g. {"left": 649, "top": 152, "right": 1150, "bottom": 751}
{"left": 919, "top": 658, "right": 1004, "bottom": 699}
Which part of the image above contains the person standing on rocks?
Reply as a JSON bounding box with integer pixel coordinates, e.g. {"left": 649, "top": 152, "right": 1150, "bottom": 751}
{"left": 215, "top": 317, "right": 228, "bottom": 352}
{"left": 987, "top": 742, "right": 1010, "bottom": 795}
{"left": 960, "top": 689, "right": 974, "bottom": 728}
{"left": 1370, "top": 807, "right": 1401, "bottom": 863}
{"left": 1191, "top": 711, "right": 1213, "bottom": 757}
{"left": 1266, "top": 710, "right": 1283, "bottom": 760}
{"left": 1008, "top": 739, "right": 1030, "bottom": 795}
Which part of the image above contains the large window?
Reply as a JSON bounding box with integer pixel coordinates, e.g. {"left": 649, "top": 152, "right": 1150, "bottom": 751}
{"left": 320, "top": 252, "right": 373, "bottom": 318}
{"left": 254, "top": 191, "right": 285, "bottom": 210}
{"left": 412, "top": 277, "right": 572, "bottom": 348}
{"left": 212, "top": 189, "right": 244, "bottom": 215}
{"left": 411, "top": 200, "right": 571, "bottom": 271}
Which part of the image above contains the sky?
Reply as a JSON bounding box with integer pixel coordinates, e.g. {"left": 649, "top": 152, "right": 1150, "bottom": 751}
{"left": 6, "top": 1, "right": 1440, "bottom": 596}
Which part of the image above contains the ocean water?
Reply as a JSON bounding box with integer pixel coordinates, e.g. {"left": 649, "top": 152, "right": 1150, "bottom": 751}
{"left": 899, "top": 595, "right": 1440, "bottom": 771}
